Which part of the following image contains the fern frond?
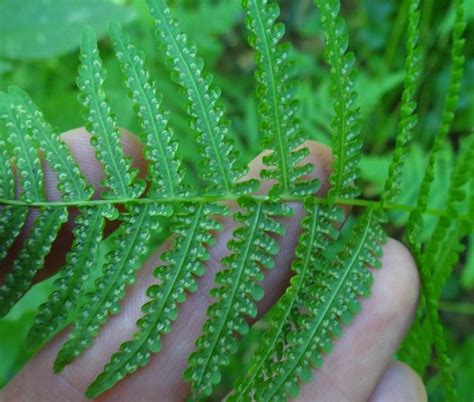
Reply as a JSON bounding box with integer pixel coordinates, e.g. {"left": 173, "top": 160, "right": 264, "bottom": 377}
{"left": 0, "top": 93, "right": 44, "bottom": 203}
{"left": 86, "top": 202, "right": 226, "bottom": 398}
{"left": 427, "top": 136, "right": 474, "bottom": 297}
{"left": 255, "top": 209, "right": 386, "bottom": 400}
{"left": 230, "top": 201, "right": 344, "bottom": 401}
{"left": 0, "top": 207, "right": 68, "bottom": 317}
{"left": 242, "top": 0, "right": 318, "bottom": 197}
{"left": 417, "top": 259, "right": 457, "bottom": 402}
{"left": 27, "top": 205, "right": 113, "bottom": 349}
{"left": 315, "top": 0, "right": 362, "bottom": 200}
{"left": 108, "top": 22, "right": 186, "bottom": 197}
{"left": 402, "top": 137, "right": 474, "bottom": 394}
{"left": 146, "top": 0, "right": 249, "bottom": 195}
{"left": 54, "top": 203, "right": 171, "bottom": 372}
{"left": 184, "top": 199, "right": 292, "bottom": 399}
{"left": 8, "top": 86, "right": 94, "bottom": 202}
{"left": 406, "top": 0, "right": 466, "bottom": 246}
{"left": 0, "top": 135, "right": 27, "bottom": 261}
{"left": 0, "top": 93, "right": 68, "bottom": 316}
{"left": 79, "top": 28, "right": 145, "bottom": 200}
{"left": 383, "top": 0, "right": 422, "bottom": 204}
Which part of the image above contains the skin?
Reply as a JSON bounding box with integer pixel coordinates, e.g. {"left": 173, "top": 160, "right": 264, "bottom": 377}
{"left": 1, "top": 128, "right": 427, "bottom": 401}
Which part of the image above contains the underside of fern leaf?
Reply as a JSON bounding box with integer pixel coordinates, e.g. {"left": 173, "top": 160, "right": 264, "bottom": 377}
{"left": 0, "top": 0, "right": 471, "bottom": 401}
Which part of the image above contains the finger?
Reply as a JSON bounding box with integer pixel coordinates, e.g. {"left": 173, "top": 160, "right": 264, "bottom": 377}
{"left": 1, "top": 127, "right": 146, "bottom": 283}
{"left": 369, "top": 361, "right": 427, "bottom": 402}
{"left": 295, "top": 239, "right": 420, "bottom": 402}
{"left": 3, "top": 141, "right": 335, "bottom": 401}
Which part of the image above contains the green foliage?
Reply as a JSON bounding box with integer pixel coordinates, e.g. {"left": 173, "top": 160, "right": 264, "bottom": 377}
{"left": 0, "top": 0, "right": 135, "bottom": 60}
{"left": 0, "top": 0, "right": 472, "bottom": 401}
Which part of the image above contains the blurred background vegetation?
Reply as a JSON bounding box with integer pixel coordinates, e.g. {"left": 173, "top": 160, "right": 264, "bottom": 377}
{"left": 0, "top": 0, "right": 473, "bottom": 400}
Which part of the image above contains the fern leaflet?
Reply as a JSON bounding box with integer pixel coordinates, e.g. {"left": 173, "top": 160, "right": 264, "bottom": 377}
{"left": 316, "top": 0, "right": 362, "bottom": 200}
{"left": 185, "top": 199, "right": 292, "bottom": 398}
{"left": 147, "top": 0, "right": 247, "bottom": 195}
{"left": 243, "top": 0, "right": 317, "bottom": 197}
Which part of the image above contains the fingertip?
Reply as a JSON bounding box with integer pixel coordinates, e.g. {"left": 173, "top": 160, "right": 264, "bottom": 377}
{"left": 369, "top": 361, "right": 427, "bottom": 402}
{"left": 376, "top": 238, "right": 420, "bottom": 325}
{"left": 244, "top": 140, "right": 334, "bottom": 195}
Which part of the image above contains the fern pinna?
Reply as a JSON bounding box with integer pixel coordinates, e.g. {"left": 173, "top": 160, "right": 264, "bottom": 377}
{"left": 0, "top": 0, "right": 470, "bottom": 401}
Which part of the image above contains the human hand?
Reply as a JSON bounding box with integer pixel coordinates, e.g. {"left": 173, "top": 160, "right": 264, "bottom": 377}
{"left": 2, "top": 129, "right": 427, "bottom": 401}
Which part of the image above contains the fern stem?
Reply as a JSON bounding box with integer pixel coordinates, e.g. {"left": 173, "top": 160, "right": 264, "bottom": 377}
{"left": 0, "top": 196, "right": 461, "bottom": 218}
{"left": 439, "top": 301, "right": 474, "bottom": 315}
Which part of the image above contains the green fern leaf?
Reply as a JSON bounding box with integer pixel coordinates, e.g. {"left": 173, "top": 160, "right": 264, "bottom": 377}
{"left": 54, "top": 202, "right": 171, "bottom": 372}
{"left": 0, "top": 92, "right": 68, "bottom": 316}
{"left": 255, "top": 209, "right": 386, "bottom": 400}
{"left": 184, "top": 199, "right": 292, "bottom": 399}
{"left": 146, "top": 0, "right": 249, "bottom": 195}
{"left": 86, "top": 202, "right": 226, "bottom": 398}
{"left": 8, "top": 86, "right": 94, "bottom": 201}
{"left": 427, "top": 136, "right": 474, "bottom": 297}
{"left": 27, "top": 205, "right": 114, "bottom": 349}
{"left": 108, "top": 22, "right": 186, "bottom": 197}
{"left": 0, "top": 134, "right": 27, "bottom": 261}
{"left": 0, "top": 207, "right": 68, "bottom": 317}
{"left": 242, "top": 0, "right": 318, "bottom": 197}
{"left": 230, "top": 201, "right": 344, "bottom": 401}
{"left": 407, "top": 0, "right": 466, "bottom": 246}
{"left": 0, "top": 92, "right": 44, "bottom": 203}
{"left": 79, "top": 27, "right": 145, "bottom": 200}
{"left": 315, "top": 0, "right": 362, "bottom": 200}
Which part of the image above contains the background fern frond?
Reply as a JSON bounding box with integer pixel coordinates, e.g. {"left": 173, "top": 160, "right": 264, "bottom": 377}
{"left": 401, "top": 136, "right": 474, "bottom": 396}
{"left": 406, "top": 0, "right": 466, "bottom": 247}
{"left": 315, "top": 0, "right": 362, "bottom": 200}
{"left": 242, "top": 0, "right": 318, "bottom": 197}
{"left": 146, "top": 0, "right": 247, "bottom": 195}
{"left": 427, "top": 136, "right": 474, "bottom": 297}
{"left": 383, "top": 0, "right": 422, "bottom": 204}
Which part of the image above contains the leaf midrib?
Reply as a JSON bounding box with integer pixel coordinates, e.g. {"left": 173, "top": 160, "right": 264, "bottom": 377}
{"left": 251, "top": 0, "right": 289, "bottom": 193}
{"left": 194, "top": 202, "right": 264, "bottom": 393}
{"left": 156, "top": 3, "right": 233, "bottom": 193}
